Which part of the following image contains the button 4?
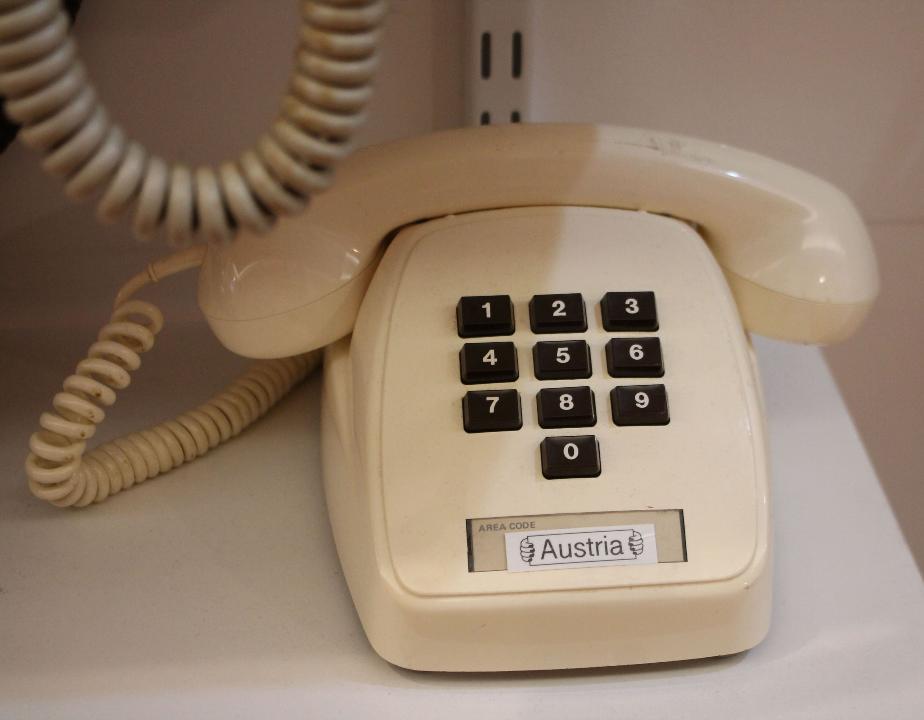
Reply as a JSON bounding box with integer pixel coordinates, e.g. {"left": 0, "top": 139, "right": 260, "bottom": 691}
{"left": 460, "top": 342, "right": 519, "bottom": 384}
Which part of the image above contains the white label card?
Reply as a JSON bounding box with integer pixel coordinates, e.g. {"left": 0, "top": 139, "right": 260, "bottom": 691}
{"left": 504, "top": 524, "right": 658, "bottom": 572}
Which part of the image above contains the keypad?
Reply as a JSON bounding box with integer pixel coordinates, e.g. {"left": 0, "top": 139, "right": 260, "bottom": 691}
{"left": 456, "top": 291, "right": 668, "bottom": 478}
{"left": 601, "top": 291, "right": 658, "bottom": 331}
{"left": 460, "top": 342, "right": 518, "bottom": 384}
{"left": 537, "top": 387, "right": 596, "bottom": 428}
{"left": 606, "top": 337, "right": 664, "bottom": 377}
{"left": 540, "top": 435, "right": 602, "bottom": 479}
{"left": 457, "top": 295, "right": 515, "bottom": 337}
{"left": 533, "top": 340, "right": 592, "bottom": 380}
{"left": 463, "top": 390, "right": 523, "bottom": 433}
{"left": 611, "top": 384, "right": 670, "bottom": 426}
{"left": 529, "top": 293, "right": 587, "bottom": 333}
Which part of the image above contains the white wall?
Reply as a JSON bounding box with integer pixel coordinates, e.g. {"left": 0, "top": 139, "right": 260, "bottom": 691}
{"left": 513, "top": 0, "right": 924, "bottom": 571}
{"left": 0, "top": 1, "right": 920, "bottom": 568}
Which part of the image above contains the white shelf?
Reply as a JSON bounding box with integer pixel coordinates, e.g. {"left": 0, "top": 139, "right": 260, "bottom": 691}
{"left": 1, "top": 330, "right": 922, "bottom": 719}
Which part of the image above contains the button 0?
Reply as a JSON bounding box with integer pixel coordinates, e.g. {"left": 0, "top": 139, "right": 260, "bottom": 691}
{"left": 532, "top": 340, "right": 592, "bottom": 380}
{"left": 540, "top": 435, "right": 602, "bottom": 479}
{"left": 460, "top": 342, "right": 519, "bottom": 384}
{"left": 611, "top": 384, "right": 670, "bottom": 426}
{"left": 606, "top": 337, "right": 664, "bottom": 377}
{"left": 537, "top": 387, "right": 596, "bottom": 428}
{"left": 463, "top": 390, "right": 522, "bottom": 433}
{"left": 601, "top": 291, "right": 658, "bottom": 331}
{"left": 456, "top": 295, "right": 515, "bottom": 337}
{"left": 529, "top": 293, "right": 587, "bottom": 333}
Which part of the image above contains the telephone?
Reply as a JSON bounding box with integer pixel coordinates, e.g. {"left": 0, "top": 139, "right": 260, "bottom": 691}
{"left": 4, "top": 1, "right": 878, "bottom": 674}
{"left": 196, "top": 124, "right": 877, "bottom": 670}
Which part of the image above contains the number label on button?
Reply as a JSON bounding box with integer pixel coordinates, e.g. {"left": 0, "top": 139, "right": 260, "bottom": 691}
{"left": 463, "top": 390, "right": 523, "bottom": 433}
{"left": 540, "top": 435, "right": 602, "bottom": 478}
{"left": 460, "top": 342, "right": 519, "bottom": 384}
{"left": 601, "top": 291, "right": 658, "bottom": 331}
{"left": 529, "top": 293, "right": 587, "bottom": 333}
{"left": 606, "top": 337, "right": 664, "bottom": 377}
{"left": 533, "top": 340, "right": 592, "bottom": 380}
{"left": 457, "top": 295, "right": 515, "bottom": 337}
{"left": 611, "top": 384, "right": 670, "bottom": 426}
{"left": 537, "top": 387, "right": 596, "bottom": 428}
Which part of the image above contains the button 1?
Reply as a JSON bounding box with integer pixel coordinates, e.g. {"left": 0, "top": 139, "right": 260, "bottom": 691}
{"left": 463, "top": 390, "right": 522, "bottom": 433}
{"left": 606, "top": 337, "right": 664, "bottom": 377}
{"left": 601, "top": 291, "right": 658, "bottom": 331}
{"left": 460, "top": 342, "right": 519, "bottom": 384}
{"left": 611, "top": 384, "right": 670, "bottom": 426}
{"left": 540, "top": 435, "right": 602, "bottom": 479}
{"left": 529, "top": 293, "right": 587, "bottom": 333}
{"left": 537, "top": 387, "right": 596, "bottom": 428}
{"left": 532, "top": 340, "right": 592, "bottom": 380}
{"left": 456, "top": 295, "right": 515, "bottom": 337}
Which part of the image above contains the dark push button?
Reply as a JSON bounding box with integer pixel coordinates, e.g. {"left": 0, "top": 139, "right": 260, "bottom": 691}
{"left": 540, "top": 435, "right": 602, "bottom": 479}
{"left": 460, "top": 342, "right": 518, "bottom": 384}
{"left": 463, "top": 389, "right": 522, "bottom": 432}
{"left": 606, "top": 337, "right": 664, "bottom": 377}
{"left": 532, "top": 340, "right": 592, "bottom": 380}
{"left": 611, "top": 384, "right": 670, "bottom": 426}
{"left": 537, "top": 387, "right": 596, "bottom": 428}
{"left": 529, "top": 293, "right": 587, "bottom": 334}
{"left": 457, "top": 295, "right": 515, "bottom": 337}
{"left": 601, "top": 291, "right": 658, "bottom": 331}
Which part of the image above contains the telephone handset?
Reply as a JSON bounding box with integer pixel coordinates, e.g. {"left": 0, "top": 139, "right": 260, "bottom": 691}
{"left": 199, "top": 124, "right": 877, "bottom": 355}
{"left": 193, "top": 124, "right": 876, "bottom": 670}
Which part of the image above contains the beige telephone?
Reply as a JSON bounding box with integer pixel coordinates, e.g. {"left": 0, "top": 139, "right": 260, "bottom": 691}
{"left": 195, "top": 124, "right": 877, "bottom": 670}
{"left": 6, "top": 1, "right": 877, "bottom": 674}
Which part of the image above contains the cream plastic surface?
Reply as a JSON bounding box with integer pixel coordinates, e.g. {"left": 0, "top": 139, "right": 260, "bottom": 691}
{"left": 199, "top": 124, "right": 878, "bottom": 358}
{"left": 322, "top": 207, "right": 770, "bottom": 671}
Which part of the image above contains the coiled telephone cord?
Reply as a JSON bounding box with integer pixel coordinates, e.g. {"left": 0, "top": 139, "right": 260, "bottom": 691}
{"left": 24, "top": 246, "right": 321, "bottom": 507}
{"left": 0, "top": 0, "right": 385, "bottom": 245}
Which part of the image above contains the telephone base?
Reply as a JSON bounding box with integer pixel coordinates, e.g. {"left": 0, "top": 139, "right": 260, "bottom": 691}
{"left": 320, "top": 206, "right": 771, "bottom": 671}
{"left": 322, "top": 336, "right": 770, "bottom": 671}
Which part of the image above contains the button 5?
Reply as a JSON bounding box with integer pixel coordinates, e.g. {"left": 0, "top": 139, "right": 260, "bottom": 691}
{"left": 533, "top": 340, "right": 592, "bottom": 380}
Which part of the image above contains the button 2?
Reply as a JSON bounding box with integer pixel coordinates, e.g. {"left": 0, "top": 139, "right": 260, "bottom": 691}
{"left": 463, "top": 390, "right": 522, "bottom": 433}
{"left": 611, "top": 384, "right": 670, "bottom": 426}
{"left": 532, "top": 340, "right": 592, "bottom": 380}
{"left": 457, "top": 295, "right": 515, "bottom": 337}
{"left": 606, "top": 337, "right": 664, "bottom": 377}
{"left": 601, "top": 291, "right": 658, "bottom": 331}
{"left": 537, "top": 387, "right": 596, "bottom": 428}
{"left": 529, "top": 293, "right": 587, "bottom": 333}
{"left": 460, "top": 342, "right": 518, "bottom": 384}
{"left": 540, "top": 435, "right": 602, "bottom": 479}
